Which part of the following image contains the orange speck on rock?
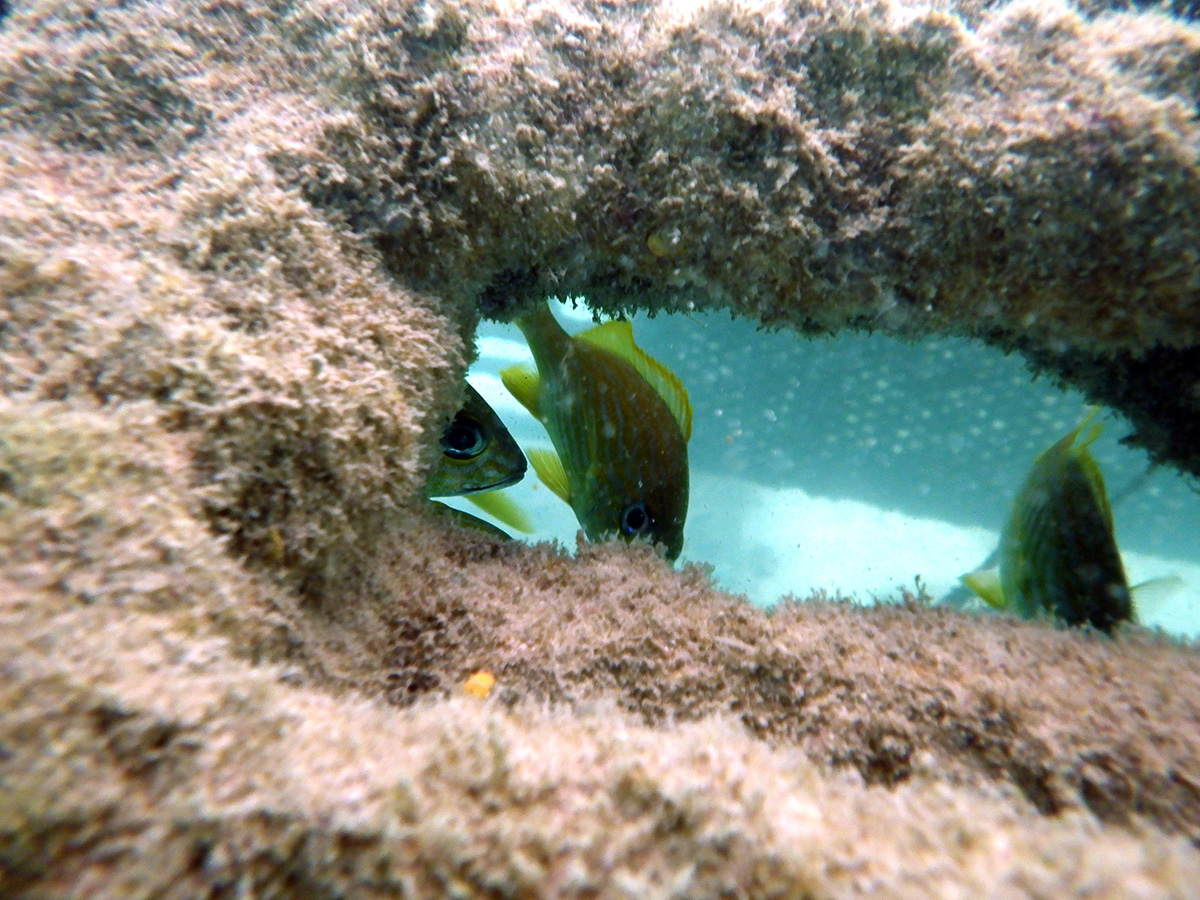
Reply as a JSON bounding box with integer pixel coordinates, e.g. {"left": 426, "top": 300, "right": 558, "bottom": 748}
{"left": 463, "top": 670, "right": 496, "bottom": 698}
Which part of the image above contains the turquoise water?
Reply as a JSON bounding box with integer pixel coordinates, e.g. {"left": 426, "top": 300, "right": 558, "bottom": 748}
{"left": 451, "top": 300, "right": 1200, "bottom": 639}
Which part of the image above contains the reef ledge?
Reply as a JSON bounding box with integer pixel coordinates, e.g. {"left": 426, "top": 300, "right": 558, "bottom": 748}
{"left": 3, "top": 0, "right": 1200, "bottom": 896}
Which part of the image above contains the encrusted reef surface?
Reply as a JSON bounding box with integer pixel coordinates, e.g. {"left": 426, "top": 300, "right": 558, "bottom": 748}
{"left": 2, "top": 0, "right": 1200, "bottom": 896}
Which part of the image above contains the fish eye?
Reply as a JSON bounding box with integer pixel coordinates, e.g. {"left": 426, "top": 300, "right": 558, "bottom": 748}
{"left": 442, "top": 415, "right": 488, "bottom": 460}
{"left": 620, "top": 502, "right": 654, "bottom": 537}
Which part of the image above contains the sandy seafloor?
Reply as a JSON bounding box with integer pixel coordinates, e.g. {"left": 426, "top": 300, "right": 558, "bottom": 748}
{"left": 446, "top": 301, "right": 1200, "bottom": 638}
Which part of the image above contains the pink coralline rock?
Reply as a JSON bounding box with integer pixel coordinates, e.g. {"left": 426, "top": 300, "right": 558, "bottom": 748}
{"left": 3, "top": 0, "right": 1200, "bottom": 896}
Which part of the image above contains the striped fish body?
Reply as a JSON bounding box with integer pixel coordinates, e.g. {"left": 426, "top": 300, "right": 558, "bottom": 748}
{"left": 998, "top": 415, "right": 1132, "bottom": 632}
{"left": 503, "top": 303, "right": 691, "bottom": 561}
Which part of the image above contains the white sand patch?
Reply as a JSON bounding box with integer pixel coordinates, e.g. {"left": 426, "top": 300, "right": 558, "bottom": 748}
{"left": 683, "top": 471, "right": 1199, "bottom": 638}
{"left": 682, "top": 472, "right": 997, "bottom": 605}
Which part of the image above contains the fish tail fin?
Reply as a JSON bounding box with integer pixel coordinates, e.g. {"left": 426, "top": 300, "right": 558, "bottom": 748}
{"left": 513, "top": 301, "right": 570, "bottom": 359}
{"left": 500, "top": 364, "right": 542, "bottom": 420}
{"left": 1059, "top": 406, "right": 1104, "bottom": 452}
{"left": 1074, "top": 406, "right": 1105, "bottom": 450}
{"left": 528, "top": 447, "right": 572, "bottom": 505}
{"left": 961, "top": 568, "right": 1007, "bottom": 609}
{"left": 514, "top": 300, "right": 561, "bottom": 333}
{"left": 465, "top": 488, "right": 534, "bottom": 533}
{"left": 1057, "top": 406, "right": 1115, "bottom": 527}
{"left": 1037, "top": 408, "right": 1104, "bottom": 466}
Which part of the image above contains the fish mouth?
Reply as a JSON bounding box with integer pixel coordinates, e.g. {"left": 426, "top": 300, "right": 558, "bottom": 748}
{"left": 460, "top": 471, "right": 524, "bottom": 493}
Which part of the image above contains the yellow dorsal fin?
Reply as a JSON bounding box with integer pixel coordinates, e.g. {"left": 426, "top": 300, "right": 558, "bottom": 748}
{"left": 528, "top": 447, "right": 571, "bottom": 505}
{"left": 499, "top": 364, "right": 542, "bottom": 421}
{"left": 465, "top": 489, "right": 534, "bottom": 534}
{"left": 961, "top": 568, "right": 1007, "bottom": 610}
{"left": 574, "top": 319, "right": 692, "bottom": 442}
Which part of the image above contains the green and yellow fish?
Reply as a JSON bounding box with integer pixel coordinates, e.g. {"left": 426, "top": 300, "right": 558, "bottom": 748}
{"left": 501, "top": 302, "right": 692, "bottom": 560}
{"left": 425, "top": 383, "right": 531, "bottom": 534}
{"left": 961, "top": 409, "right": 1133, "bottom": 632}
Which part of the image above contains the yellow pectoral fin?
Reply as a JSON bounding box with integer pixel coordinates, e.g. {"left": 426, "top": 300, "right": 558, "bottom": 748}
{"left": 961, "top": 569, "right": 1007, "bottom": 610}
{"left": 575, "top": 319, "right": 693, "bottom": 442}
{"left": 1129, "top": 574, "right": 1186, "bottom": 620}
{"left": 428, "top": 501, "right": 513, "bottom": 540}
{"left": 500, "top": 364, "right": 543, "bottom": 420}
{"left": 528, "top": 447, "right": 572, "bottom": 505}
{"left": 465, "top": 488, "right": 534, "bottom": 534}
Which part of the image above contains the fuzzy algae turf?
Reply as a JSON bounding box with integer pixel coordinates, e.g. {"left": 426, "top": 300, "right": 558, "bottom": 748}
{"left": 313, "top": 0, "right": 1200, "bottom": 473}
{"left": 3, "top": 0, "right": 1200, "bottom": 896}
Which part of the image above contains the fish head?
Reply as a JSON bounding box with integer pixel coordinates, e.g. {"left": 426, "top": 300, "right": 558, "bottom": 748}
{"left": 579, "top": 460, "right": 689, "bottom": 561}
{"left": 425, "top": 384, "right": 528, "bottom": 497}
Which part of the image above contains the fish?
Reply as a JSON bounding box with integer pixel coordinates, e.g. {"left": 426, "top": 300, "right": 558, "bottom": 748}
{"left": 961, "top": 408, "right": 1134, "bottom": 632}
{"left": 425, "top": 383, "right": 532, "bottom": 535}
{"left": 940, "top": 461, "right": 1158, "bottom": 610}
{"left": 500, "top": 301, "right": 692, "bottom": 560}
{"left": 426, "top": 383, "right": 527, "bottom": 497}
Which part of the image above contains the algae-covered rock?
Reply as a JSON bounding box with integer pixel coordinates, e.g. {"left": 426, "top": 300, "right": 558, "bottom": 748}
{"left": 3, "top": 0, "right": 1200, "bottom": 896}
{"left": 0, "top": 90, "right": 466, "bottom": 589}
{"left": 295, "top": 0, "right": 1200, "bottom": 472}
